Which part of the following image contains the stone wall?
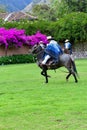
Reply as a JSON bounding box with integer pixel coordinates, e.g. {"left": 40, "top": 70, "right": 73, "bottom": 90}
{"left": 73, "top": 51, "right": 87, "bottom": 59}
{"left": 0, "top": 45, "right": 30, "bottom": 56}
{"left": 0, "top": 43, "right": 87, "bottom": 59}
{"left": 72, "top": 42, "right": 87, "bottom": 59}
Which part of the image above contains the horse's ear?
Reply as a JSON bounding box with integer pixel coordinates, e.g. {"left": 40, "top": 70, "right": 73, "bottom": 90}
{"left": 33, "top": 44, "right": 37, "bottom": 47}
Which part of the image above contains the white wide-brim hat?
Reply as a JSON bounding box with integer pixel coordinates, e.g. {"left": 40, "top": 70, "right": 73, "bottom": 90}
{"left": 47, "top": 36, "right": 52, "bottom": 40}
{"left": 65, "top": 39, "right": 69, "bottom": 42}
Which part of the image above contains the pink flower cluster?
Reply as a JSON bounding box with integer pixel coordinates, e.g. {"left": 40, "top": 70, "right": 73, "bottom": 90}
{"left": 0, "top": 28, "right": 48, "bottom": 48}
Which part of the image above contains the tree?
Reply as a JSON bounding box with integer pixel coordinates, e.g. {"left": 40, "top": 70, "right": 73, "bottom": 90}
{"left": 65, "top": 0, "right": 87, "bottom": 13}
{"left": 32, "top": 4, "right": 57, "bottom": 21}
{"left": 30, "top": 0, "right": 87, "bottom": 20}
{"left": 52, "top": 0, "right": 69, "bottom": 19}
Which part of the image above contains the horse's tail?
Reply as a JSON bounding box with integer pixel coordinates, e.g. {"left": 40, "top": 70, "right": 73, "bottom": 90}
{"left": 71, "top": 59, "right": 79, "bottom": 78}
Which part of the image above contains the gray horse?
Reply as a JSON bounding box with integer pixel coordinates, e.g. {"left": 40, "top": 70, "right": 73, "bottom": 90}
{"left": 31, "top": 44, "right": 78, "bottom": 83}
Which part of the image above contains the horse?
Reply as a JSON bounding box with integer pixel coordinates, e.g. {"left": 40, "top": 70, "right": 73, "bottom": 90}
{"left": 64, "top": 48, "right": 70, "bottom": 54}
{"left": 31, "top": 44, "right": 78, "bottom": 83}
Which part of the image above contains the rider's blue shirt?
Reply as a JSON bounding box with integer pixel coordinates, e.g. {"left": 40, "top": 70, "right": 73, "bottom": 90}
{"left": 64, "top": 42, "right": 72, "bottom": 54}
{"left": 45, "top": 40, "right": 63, "bottom": 61}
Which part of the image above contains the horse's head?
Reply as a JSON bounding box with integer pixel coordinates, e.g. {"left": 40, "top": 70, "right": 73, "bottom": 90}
{"left": 64, "top": 48, "right": 70, "bottom": 54}
{"left": 31, "top": 44, "right": 45, "bottom": 55}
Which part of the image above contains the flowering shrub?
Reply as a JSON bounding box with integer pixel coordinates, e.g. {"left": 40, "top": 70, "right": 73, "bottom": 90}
{"left": 0, "top": 28, "right": 48, "bottom": 48}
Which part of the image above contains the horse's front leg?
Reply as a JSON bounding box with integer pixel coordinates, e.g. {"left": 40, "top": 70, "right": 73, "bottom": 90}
{"left": 41, "top": 69, "right": 48, "bottom": 83}
{"left": 44, "top": 69, "right": 48, "bottom": 83}
{"left": 66, "top": 72, "right": 71, "bottom": 81}
{"left": 72, "top": 72, "right": 78, "bottom": 83}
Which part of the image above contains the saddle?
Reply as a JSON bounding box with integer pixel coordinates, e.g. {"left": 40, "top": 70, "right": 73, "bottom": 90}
{"left": 39, "top": 58, "right": 59, "bottom": 69}
{"left": 45, "top": 59, "right": 59, "bottom": 69}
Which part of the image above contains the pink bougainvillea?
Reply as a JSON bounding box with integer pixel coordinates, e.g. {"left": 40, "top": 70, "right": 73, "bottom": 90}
{"left": 0, "top": 28, "right": 48, "bottom": 48}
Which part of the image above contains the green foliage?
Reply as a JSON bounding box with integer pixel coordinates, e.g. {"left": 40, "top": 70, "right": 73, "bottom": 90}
{"left": 1, "top": 12, "right": 87, "bottom": 44}
{"left": 50, "top": 0, "right": 87, "bottom": 19}
{"left": 32, "top": 4, "right": 57, "bottom": 21}
{"left": 31, "top": 0, "right": 87, "bottom": 20}
{"left": 65, "top": 0, "right": 87, "bottom": 13}
{"left": 52, "top": 0, "right": 69, "bottom": 19}
{"left": 0, "top": 54, "right": 35, "bottom": 65}
{"left": 56, "top": 12, "right": 87, "bottom": 43}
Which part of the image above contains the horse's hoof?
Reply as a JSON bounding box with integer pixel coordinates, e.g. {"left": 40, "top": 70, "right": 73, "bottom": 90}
{"left": 66, "top": 78, "right": 68, "bottom": 82}
{"left": 75, "top": 80, "right": 78, "bottom": 83}
{"left": 45, "top": 80, "right": 48, "bottom": 83}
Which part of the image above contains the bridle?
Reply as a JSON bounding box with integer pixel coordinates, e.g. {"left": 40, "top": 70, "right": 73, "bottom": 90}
{"left": 33, "top": 45, "right": 45, "bottom": 56}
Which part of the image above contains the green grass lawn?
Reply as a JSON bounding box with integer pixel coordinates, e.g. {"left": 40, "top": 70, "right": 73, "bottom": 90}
{"left": 0, "top": 59, "right": 87, "bottom": 130}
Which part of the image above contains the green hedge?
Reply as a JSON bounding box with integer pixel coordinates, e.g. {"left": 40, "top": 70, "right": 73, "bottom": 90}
{"left": 0, "top": 54, "right": 35, "bottom": 65}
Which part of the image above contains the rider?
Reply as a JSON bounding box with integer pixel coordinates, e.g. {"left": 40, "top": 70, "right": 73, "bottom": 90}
{"left": 41, "top": 36, "right": 63, "bottom": 65}
{"left": 64, "top": 39, "right": 75, "bottom": 61}
{"left": 64, "top": 39, "right": 72, "bottom": 55}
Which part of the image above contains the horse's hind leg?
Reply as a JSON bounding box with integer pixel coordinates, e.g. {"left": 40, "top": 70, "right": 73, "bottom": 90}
{"left": 66, "top": 69, "right": 78, "bottom": 83}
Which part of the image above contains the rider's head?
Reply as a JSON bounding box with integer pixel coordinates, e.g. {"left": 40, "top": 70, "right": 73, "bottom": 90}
{"left": 47, "top": 36, "right": 54, "bottom": 40}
